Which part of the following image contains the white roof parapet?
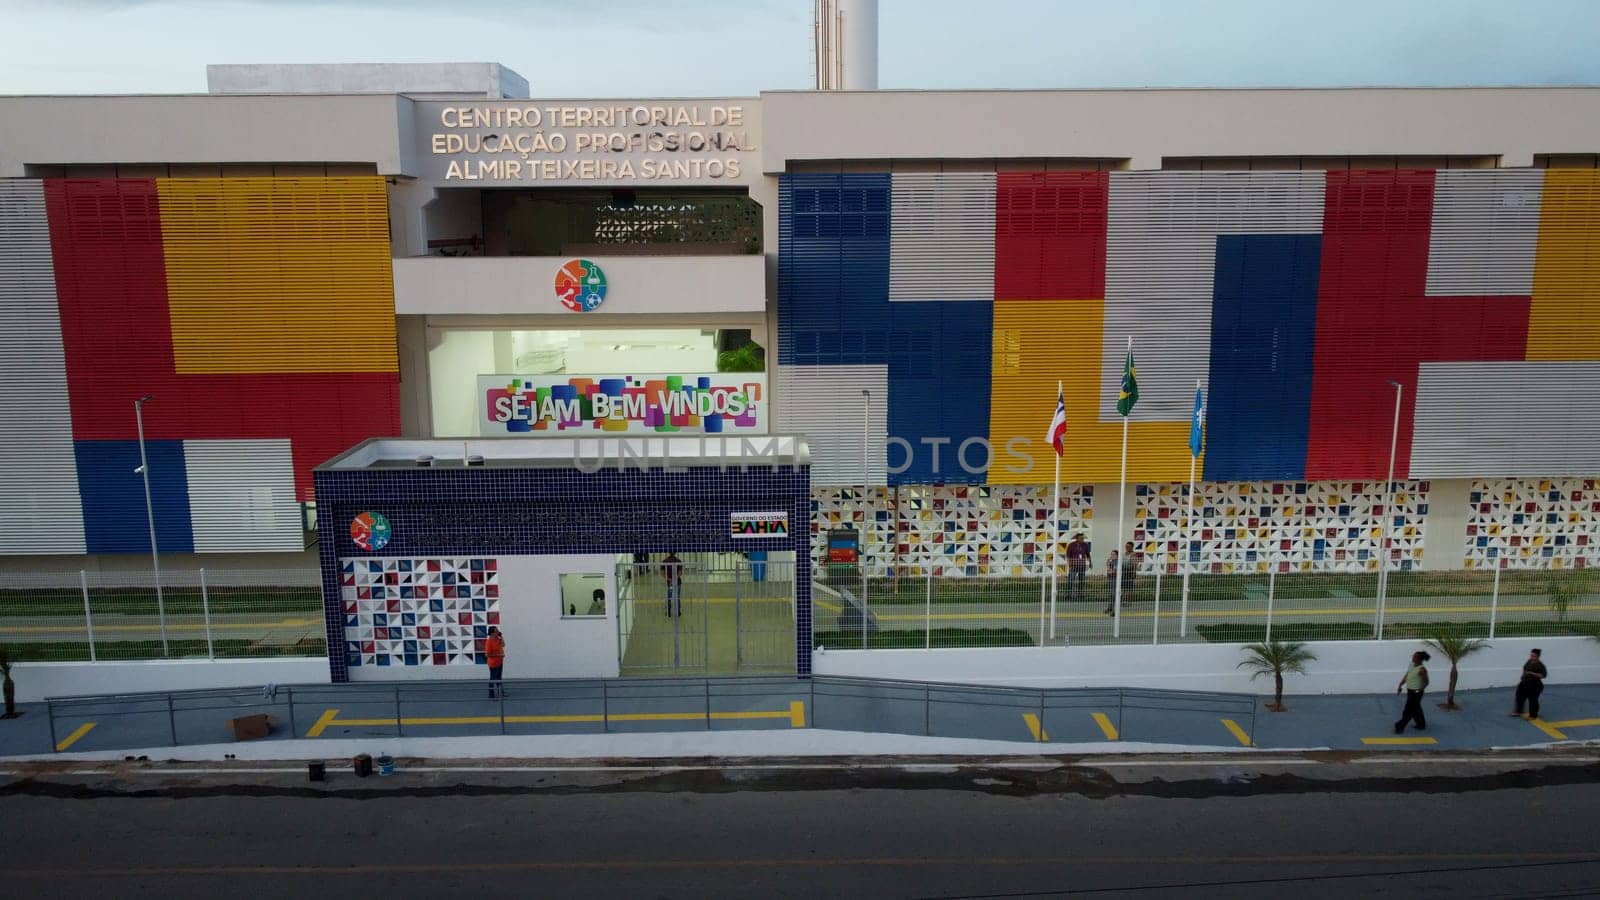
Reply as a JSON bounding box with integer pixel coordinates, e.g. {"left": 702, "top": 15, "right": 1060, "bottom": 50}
{"left": 322, "top": 436, "right": 810, "bottom": 470}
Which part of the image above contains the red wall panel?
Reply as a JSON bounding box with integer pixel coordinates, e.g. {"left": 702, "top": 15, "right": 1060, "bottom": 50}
{"left": 1306, "top": 171, "right": 1529, "bottom": 480}
{"left": 45, "top": 178, "right": 400, "bottom": 499}
{"left": 995, "top": 172, "right": 1108, "bottom": 301}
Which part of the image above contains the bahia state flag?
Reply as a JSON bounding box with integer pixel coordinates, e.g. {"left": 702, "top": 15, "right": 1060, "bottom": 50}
{"left": 1047, "top": 386, "right": 1067, "bottom": 456}
{"left": 1117, "top": 347, "right": 1139, "bottom": 417}
{"left": 1189, "top": 383, "right": 1206, "bottom": 457}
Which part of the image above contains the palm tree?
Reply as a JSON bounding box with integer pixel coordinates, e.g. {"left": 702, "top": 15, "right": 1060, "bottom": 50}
{"left": 1547, "top": 571, "right": 1578, "bottom": 623}
{"left": 1238, "top": 640, "right": 1317, "bottom": 711}
{"left": 1423, "top": 632, "right": 1489, "bottom": 710}
{"left": 0, "top": 645, "right": 16, "bottom": 719}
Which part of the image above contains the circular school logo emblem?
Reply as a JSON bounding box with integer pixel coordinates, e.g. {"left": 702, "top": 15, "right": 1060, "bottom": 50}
{"left": 350, "top": 511, "right": 391, "bottom": 552}
{"left": 555, "top": 259, "right": 607, "bottom": 312}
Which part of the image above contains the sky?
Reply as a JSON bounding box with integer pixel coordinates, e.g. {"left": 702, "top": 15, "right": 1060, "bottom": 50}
{"left": 2, "top": 0, "right": 1599, "bottom": 95}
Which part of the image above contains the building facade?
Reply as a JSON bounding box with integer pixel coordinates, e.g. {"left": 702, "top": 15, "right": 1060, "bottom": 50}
{"left": 1, "top": 70, "right": 1599, "bottom": 592}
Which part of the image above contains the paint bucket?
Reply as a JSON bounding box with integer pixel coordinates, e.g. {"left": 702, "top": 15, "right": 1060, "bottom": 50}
{"left": 308, "top": 761, "right": 326, "bottom": 782}
{"left": 376, "top": 754, "right": 395, "bottom": 777}
{"left": 353, "top": 753, "right": 372, "bottom": 777}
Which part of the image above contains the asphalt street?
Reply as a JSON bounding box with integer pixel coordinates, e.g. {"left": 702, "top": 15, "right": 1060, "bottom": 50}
{"left": 2, "top": 756, "right": 1599, "bottom": 899}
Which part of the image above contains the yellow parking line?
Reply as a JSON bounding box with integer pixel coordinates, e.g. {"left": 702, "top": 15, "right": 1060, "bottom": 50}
{"left": 1091, "top": 712, "right": 1119, "bottom": 741}
{"left": 1221, "top": 718, "right": 1253, "bottom": 747}
{"left": 2, "top": 619, "right": 316, "bottom": 634}
{"left": 54, "top": 722, "right": 96, "bottom": 752}
{"left": 1527, "top": 718, "right": 1569, "bottom": 740}
{"left": 1545, "top": 717, "right": 1600, "bottom": 730}
{"left": 1361, "top": 736, "right": 1438, "bottom": 745}
{"left": 306, "top": 708, "right": 340, "bottom": 738}
{"left": 863, "top": 601, "right": 1598, "bottom": 623}
{"left": 1022, "top": 713, "right": 1049, "bottom": 742}
{"left": 306, "top": 704, "right": 808, "bottom": 735}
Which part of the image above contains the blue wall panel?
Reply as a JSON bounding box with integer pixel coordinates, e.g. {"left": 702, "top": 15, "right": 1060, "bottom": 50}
{"left": 1203, "top": 234, "right": 1321, "bottom": 481}
{"left": 888, "top": 300, "right": 993, "bottom": 485}
{"left": 778, "top": 174, "right": 891, "bottom": 367}
{"left": 76, "top": 440, "right": 195, "bottom": 553}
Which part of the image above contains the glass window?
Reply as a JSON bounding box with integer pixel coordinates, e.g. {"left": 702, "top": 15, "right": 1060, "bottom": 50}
{"left": 560, "top": 573, "right": 608, "bottom": 618}
{"left": 426, "top": 327, "right": 764, "bottom": 436}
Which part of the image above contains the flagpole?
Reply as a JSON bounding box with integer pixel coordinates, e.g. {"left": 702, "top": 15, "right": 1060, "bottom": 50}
{"left": 1114, "top": 337, "right": 1130, "bottom": 640}
{"left": 1049, "top": 379, "right": 1062, "bottom": 641}
{"left": 1181, "top": 379, "right": 1199, "bottom": 638}
{"left": 1114, "top": 414, "right": 1127, "bottom": 639}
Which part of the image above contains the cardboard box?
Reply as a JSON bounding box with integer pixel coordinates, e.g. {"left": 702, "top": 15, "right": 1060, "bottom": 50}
{"left": 227, "top": 714, "right": 272, "bottom": 742}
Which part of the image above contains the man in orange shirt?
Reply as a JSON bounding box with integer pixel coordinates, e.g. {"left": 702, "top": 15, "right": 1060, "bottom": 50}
{"left": 485, "top": 626, "right": 506, "bottom": 698}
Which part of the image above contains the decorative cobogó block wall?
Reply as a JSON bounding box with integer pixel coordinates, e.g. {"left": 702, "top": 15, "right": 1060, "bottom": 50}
{"left": 1132, "top": 481, "right": 1428, "bottom": 574}
{"left": 812, "top": 481, "right": 1431, "bottom": 577}
{"left": 340, "top": 558, "right": 500, "bottom": 668}
{"left": 811, "top": 484, "right": 1094, "bottom": 577}
{"left": 1465, "top": 478, "right": 1600, "bottom": 569}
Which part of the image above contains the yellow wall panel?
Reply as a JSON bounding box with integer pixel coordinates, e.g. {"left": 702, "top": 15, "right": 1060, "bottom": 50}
{"left": 1530, "top": 169, "right": 1600, "bottom": 361}
{"left": 989, "top": 300, "right": 1196, "bottom": 484}
{"left": 158, "top": 177, "right": 397, "bottom": 373}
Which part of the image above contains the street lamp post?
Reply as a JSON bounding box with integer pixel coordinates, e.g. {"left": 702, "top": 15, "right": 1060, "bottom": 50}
{"left": 1375, "top": 380, "right": 1403, "bottom": 640}
{"left": 134, "top": 394, "right": 169, "bottom": 656}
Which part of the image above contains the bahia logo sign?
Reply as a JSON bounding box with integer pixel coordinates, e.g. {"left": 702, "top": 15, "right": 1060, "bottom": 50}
{"left": 555, "top": 259, "right": 607, "bottom": 312}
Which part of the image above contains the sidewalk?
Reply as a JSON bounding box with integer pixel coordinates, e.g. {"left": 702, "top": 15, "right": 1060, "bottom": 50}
{"left": 2, "top": 681, "right": 1596, "bottom": 760}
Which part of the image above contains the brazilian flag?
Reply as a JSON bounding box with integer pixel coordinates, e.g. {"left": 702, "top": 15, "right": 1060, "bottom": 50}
{"left": 1117, "top": 348, "right": 1139, "bottom": 417}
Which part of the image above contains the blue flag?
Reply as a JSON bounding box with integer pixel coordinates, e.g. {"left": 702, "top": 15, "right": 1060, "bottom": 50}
{"left": 1189, "top": 384, "right": 1205, "bottom": 456}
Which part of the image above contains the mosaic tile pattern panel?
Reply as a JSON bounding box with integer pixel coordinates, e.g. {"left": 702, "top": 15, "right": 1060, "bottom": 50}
{"left": 340, "top": 557, "right": 500, "bottom": 668}
{"left": 811, "top": 484, "right": 1094, "bottom": 577}
{"left": 1465, "top": 478, "right": 1600, "bottom": 569}
{"left": 1133, "top": 480, "right": 1428, "bottom": 574}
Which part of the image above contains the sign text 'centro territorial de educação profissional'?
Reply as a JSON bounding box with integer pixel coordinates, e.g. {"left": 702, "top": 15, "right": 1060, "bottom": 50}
{"left": 419, "top": 101, "right": 758, "bottom": 185}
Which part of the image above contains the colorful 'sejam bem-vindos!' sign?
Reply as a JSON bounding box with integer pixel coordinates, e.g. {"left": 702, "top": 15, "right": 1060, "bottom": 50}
{"left": 350, "top": 511, "right": 391, "bottom": 551}
{"left": 731, "top": 511, "right": 789, "bottom": 539}
{"left": 479, "top": 374, "right": 767, "bottom": 436}
{"left": 555, "top": 259, "right": 606, "bottom": 312}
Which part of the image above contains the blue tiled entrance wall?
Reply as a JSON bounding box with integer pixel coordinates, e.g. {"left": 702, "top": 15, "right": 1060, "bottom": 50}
{"left": 314, "top": 462, "right": 812, "bottom": 682}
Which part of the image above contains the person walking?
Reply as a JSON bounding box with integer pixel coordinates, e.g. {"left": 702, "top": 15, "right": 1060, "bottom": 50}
{"left": 1103, "top": 549, "right": 1119, "bottom": 615}
{"left": 485, "top": 626, "right": 506, "bottom": 699}
{"left": 1394, "top": 650, "right": 1431, "bottom": 733}
{"left": 1066, "top": 533, "right": 1091, "bottom": 601}
{"left": 662, "top": 551, "right": 683, "bottom": 618}
{"left": 1511, "top": 648, "right": 1548, "bottom": 719}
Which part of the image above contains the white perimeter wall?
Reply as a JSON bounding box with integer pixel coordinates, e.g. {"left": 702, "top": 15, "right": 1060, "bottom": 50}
{"left": 345, "top": 553, "right": 620, "bottom": 682}
{"left": 813, "top": 637, "right": 1600, "bottom": 696}
{"left": 13, "top": 658, "right": 330, "bottom": 703}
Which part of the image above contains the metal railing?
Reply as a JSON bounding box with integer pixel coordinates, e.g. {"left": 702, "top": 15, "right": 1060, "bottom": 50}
{"left": 35, "top": 674, "right": 1261, "bottom": 754}
{"left": 0, "top": 568, "right": 324, "bottom": 662}
{"left": 810, "top": 675, "right": 1258, "bottom": 746}
{"left": 814, "top": 564, "right": 1600, "bottom": 650}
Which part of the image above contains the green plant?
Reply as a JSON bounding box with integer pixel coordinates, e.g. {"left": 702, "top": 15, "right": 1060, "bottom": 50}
{"left": 0, "top": 644, "right": 15, "bottom": 718}
{"left": 1548, "top": 573, "right": 1575, "bottom": 622}
{"left": 1546, "top": 570, "right": 1595, "bottom": 623}
{"left": 716, "top": 342, "right": 765, "bottom": 373}
{"left": 1237, "top": 640, "right": 1317, "bottom": 711}
{"left": 1423, "top": 631, "right": 1490, "bottom": 710}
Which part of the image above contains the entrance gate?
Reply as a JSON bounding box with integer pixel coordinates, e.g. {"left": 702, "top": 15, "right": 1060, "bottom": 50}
{"left": 617, "top": 557, "right": 796, "bottom": 676}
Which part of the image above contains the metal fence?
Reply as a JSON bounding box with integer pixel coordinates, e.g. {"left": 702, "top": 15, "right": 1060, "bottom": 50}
{"left": 0, "top": 568, "right": 325, "bottom": 662}
{"left": 812, "top": 563, "right": 1600, "bottom": 650}
{"left": 4, "top": 559, "right": 1593, "bottom": 665}
{"left": 618, "top": 560, "right": 796, "bottom": 676}
{"left": 34, "top": 674, "right": 1259, "bottom": 754}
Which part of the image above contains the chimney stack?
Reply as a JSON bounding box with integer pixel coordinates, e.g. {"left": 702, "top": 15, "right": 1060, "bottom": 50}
{"left": 815, "top": 0, "right": 879, "bottom": 90}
